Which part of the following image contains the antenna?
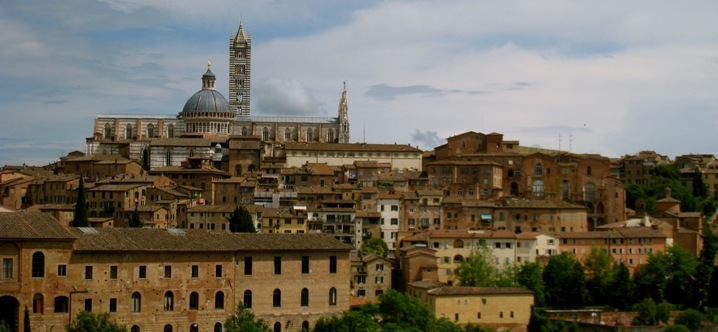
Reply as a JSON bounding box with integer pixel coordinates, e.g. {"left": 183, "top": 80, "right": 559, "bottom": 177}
{"left": 558, "top": 133, "right": 562, "bottom": 152}
{"left": 363, "top": 125, "right": 366, "bottom": 143}
{"left": 569, "top": 133, "right": 573, "bottom": 154}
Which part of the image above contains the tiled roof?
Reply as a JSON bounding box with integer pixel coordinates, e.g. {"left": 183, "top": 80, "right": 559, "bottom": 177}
{"left": 497, "top": 199, "right": 587, "bottom": 210}
{"left": 428, "top": 286, "right": 534, "bottom": 296}
{"left": 285, "top": 142, "right": 422, "bottom": 153}
{"left": 0, "top": 211, "right": 76, "bottom": 240}
{"left": 89, "top": 184, "right": 144, "bottom": 192}
{"left": 408, "top": 280, "right": 445, "bottom": 289}
{"left": 72, "top": 229, "right": 353, "bottom": 252}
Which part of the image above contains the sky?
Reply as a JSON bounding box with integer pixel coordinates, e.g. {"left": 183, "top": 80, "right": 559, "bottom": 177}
{"left": 2, "top": 1, "right": 718, "bottom": 166}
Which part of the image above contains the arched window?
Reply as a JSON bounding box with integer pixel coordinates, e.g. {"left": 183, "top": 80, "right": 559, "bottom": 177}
{"left": 453, "top": 239, "right": 464, "bottom": 248}
{"left": 454, "top": 255, "right": 464, "bottom": 263}
{"left": 104, "top": 123, "right": 112, "bottom": 139}
{"left": 284, "top": 128, "right": 291, "bottom": 141}
{"left": 54, "top": 296, "right": 69, "bottom": 313}
{"left": 262, "top": 127, "right": 269, "bottom": 141}
{"left": 215, "top": 291, "right": 224, "bottom": 309}
{"left": 273, "top": 322, "right": 281, "bottom": 332}
{"left": 147, "top": 124, "right": 155, "bottom": 138}
{"left": 131, "top": 292, "right": 141, "bottom": 312}
{"left": 327, "top": 129, "right": 335, "bottom": 142}
{"left": 167, "top": 124, "right": 174, "bottom": 138}
{"left": 272, "top": 289, "right": 281, "bottom": 308}
{"left": 300, "top": 288, "right": 309, "bottom": 307}
{"left": 131, "top": 326, "right": 140, "bottom": 332}
{"left": 32, "top": 252, "right": 44, "bottom": 278}
{"left": 213, "top": 323, "right": 222, "bottom": 332}
{"left": 166, "top": 149, "right": 172, "bottom": 167}
{"left": 33, "top": 294, "right": 44, "bottom": 314}
{"left": 302, "top": 321, "right": 309, "bottom": 331}
{"left": 306, "top": 128, "right": 313, "bottom": 142}
{"left": 189, "top": 292, "right": 199, "bottom": 310}
{"left": 535, "top": 162, "right": 543, "bottom": 176}
{"left": 243, "top": 290, "right": 252, "bottom": 308}
{"left": 584, "top": 183, "right": 597, "bottom": 201}
{"left": 241, "top": 127, "right": 248, "bottom": 136}
{"left": 126, "top": 124, "right": 133, "bottom": 139}
{"left": 164, "top": 325, "right": 173, "bottom": 332}
{"left": 164, "top": 291, "right": 174, "bottom": 311}
{"left": 190, "top": 324, "right": 198, "bottom": 332}
{"left": 329, "top": 287, "right": 337, "bottom": 306}
{"left": 533, "top": 180, "right": 544, "bottom": 198}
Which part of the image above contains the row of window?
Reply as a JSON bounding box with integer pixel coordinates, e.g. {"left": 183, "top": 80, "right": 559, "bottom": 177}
{"left": 103, "top": 123, "right": 173, "bottom": 139}
{"left": 23, "top": 253, "right": 338, "bottom": 280}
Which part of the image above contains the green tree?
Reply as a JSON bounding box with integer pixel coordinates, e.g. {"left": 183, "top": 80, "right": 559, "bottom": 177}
{"left": 583, "top": 247, "right": 614, "bottom": 306}
{"left": 665, "top": 245, "right": 700, "bottom": 307}
{"left": 128, "top": 204, "right": 142, "bottom": 228}
{"left": 675, "top": 309, "right": 704, "bottom": 331}
{"left": 608, "top": 262, "right": 636, "bottom": 310}
{"left": 227, "top": 206, "right": 256, "bottom": 233}
{"left": 665, "top": 325, "right": 691, "bottom": 332}
{"left": 24, "top": 306, "right": 30, "bottom": 332}
{"left": 542, "top": 251, "right": 587, "bottom": 307}
{"left": 224, "top": 303, "right": 270, "bottom": 332}
{"left": 456, "top": 243, "right": 503, "bottom": 287}
{"left": 362, "top": 238, "right": 389, "bottom": 257}
{"left": 0, "top": 324, "right": 9, "bottom": 332}
{"left": 634, "top": 251, "right": 670, "bottom": 302}
{"left": 696, "top": 228, "right": 718, "bottom": 309}
{"left": 66, "top": 311, "right": 127, "bottom": 332}
{"left": 657, "top": 301, "right": 673, "bottom": 325}
{"left": 517, "top": 262, "right": 545, "bottom": 307}
{"left": 632, "top": 298, "right": 659, "bottom": 326}
{"left": 72, "top": 176, "right": 89, "bottom": 227}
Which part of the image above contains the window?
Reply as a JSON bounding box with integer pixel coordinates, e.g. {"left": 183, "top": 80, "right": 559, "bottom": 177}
{"left": 215, "top": 265, "right": 223, "bottom": 278}
{"left": 33, "top": 294, "right": 43, "bottom": 314}
{"left": 2, "top": 259, "right": 13, "bottom": 278}
{"left": 214, "top": 323, "right": 222, "bottom": 332}
{"left": 192, "top": 265, "right": 199, "bottom": 279}
{"left": 584, "top": 183, "right": 597, "bottom": 201}
{"left": 329, "top": 287, "right": 337, "bottom": 306}
{"left": 125, "top": 124, "right": 133, "bottom": 139}
{"left": 131, "top": 326, "right": 140, "bottom": 332}
{"left": 85, "top": 266, "right": 93, "bottom": 280}
{"left": 274, "top": 322, "right": 281, "bottom": 332}
{"left": 215, "top": 291, "right": 225, "bottom": 309}
{"left": 243, "top": 290, "right": 252, "bottom": 308}
{"left": 84, "top": 299, "right": 92, "bottom": 312}
{"left": 54, "top": 296, "right": 69, "bottom": 313}
{"left": 189, "top": 292, "right": 199, "bottom": 310}
{"left": 244, "top": 257, "right": 252, "bottom": 275}
{"left": 104, "top": 123, "right": 112, "bottom": 139}
{"left": 274, "top": 257, "right": 281, "bottom": 274}
{"left": 262, "top": 127, "right": 269, "bottom": 141}
{"left": 109, "top": 298, "right": 117, "bottom": 312}
{"left": 164, "top": 292, "right": 174, "bottom": 311}
{"left": 284, "top": 128, "right": 291, "bottom": 141}
{"left": 32, "top": 252, "right": 44, "bottom": 278}
{"left": 138, "top": 266, "right": 146, "bottom": 279}
{"left": 329, "top": 256, "right": 337, "bottom": 274}
{"left": 162, "top": 266, "right": 172, "bottom": 279}
{"left": 57, "top": 264, "right": 67, "bottom": 277}
{"left": 533, "top": 180, "right": 544, "bottom": 198}
{"left": 302, "top": 256, "right": 309, "bottom": 274}
{"left": 302, "top": 321, "right": 310, "bottom": 331}
{"left": 165, "top": 325, "right": 173, "bottom": 332}
{"left": 131, "top": 292, "right": 141, "bottom": 312}
{"left": 375, "top": 290, "right": 384, "bottom": 297}
{"left": 376, "top": 264, "right": 384, "bottom": 271}
{"left": 535, "top": 162, "right": 543, "bottom": 176}
{"left": 273, "top": 289, "right": 282, "bottom": 308}
{"left": 301, "top": 288, "right": 309, "bottom": 307}
{"left": 376, "top": 276, "right": 384, "bottom": 284}
{"left": 147, "top": 123, "right": 155, "bottom": 138}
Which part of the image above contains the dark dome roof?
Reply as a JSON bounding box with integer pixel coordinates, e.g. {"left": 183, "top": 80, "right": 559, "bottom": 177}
{"left": 182, "top": 89, "right": 230, "bottom": 113}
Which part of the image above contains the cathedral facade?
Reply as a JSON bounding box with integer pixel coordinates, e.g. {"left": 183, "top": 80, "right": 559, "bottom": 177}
{"left": 86, "top": 23, "right": 350, "bottom": 170}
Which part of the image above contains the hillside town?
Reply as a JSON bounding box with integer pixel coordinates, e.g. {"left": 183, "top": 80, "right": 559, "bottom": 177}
{"left": 2, "top": 22, "right": 718, "bottom": 332}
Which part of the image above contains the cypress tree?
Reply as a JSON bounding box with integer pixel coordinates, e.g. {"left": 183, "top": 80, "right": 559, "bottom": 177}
{"left": 129, "top": 204, "right": 143, "bottom": 228}
{"left": 72, "top": 176, "right": 89, "bottom": 227}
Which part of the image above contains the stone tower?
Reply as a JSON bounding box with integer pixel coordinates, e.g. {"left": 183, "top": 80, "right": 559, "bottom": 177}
{"left": 338, "top": 82, "right": 350, "bottom": 143}
{"left": 229, "top": 22, "right": 251, "bottom": 116}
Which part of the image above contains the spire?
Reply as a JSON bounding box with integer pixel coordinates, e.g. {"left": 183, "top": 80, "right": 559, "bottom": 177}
{"left": 202, "top": 62, "right": 216, "bottom": 90}
{"left": 338, "top": 81, "right": 349, "bottom": 143}
{"left": 234, "top": 21, "right": 250, "bottom": 46}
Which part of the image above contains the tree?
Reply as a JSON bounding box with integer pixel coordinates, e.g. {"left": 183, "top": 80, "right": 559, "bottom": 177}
{"left": 227, "top": 206, "right": 256, "bottom": 233}
{"left": 608, "top": 262, "right": 636, "bottom": 310}
{"left": 224, "top": 303, "right": 270, "bottom": 332}
{"left": 675, "top": 309, "right": 704, "bottom": 331}
{"left": 24, "top": 306, "right": 30, "bottom": 332}
{"left": 632, "top": 298, "right": 659, "bottom": 326}
{"left": 66, "top": 311, "right": 127, "bottom": 332}
{"left": 656, "top": 301, "right": 673, "bottom": 325}
{"left": 128, "top": 204, "right": 142, "bottom": 228}
{"left": 696, "top": 228, "right": 718, "bottom": 309}
{"left": 542, "top": 251, "right": 587, "bottom": 307}
{"left": 456, "top": 243, "right": 502, "bottom": 287}
{"left": 583, "top": 247, "right": 614, "bottom": 305}
{"left": 665, "top": 325, "right": 691, "bottom": 332}
{"left": 362, "top": 238, "right": 389, "bottom": 257}
{"left": 634, "top": 251, "right": 670, "bottom": 302}
{"left": 665, "top": 245, "right": 700, "bottom": 306}
{"left": 72, "top": 176, "right": 89, "bottom": 227}
{"left": 517, "top": 262, "right": 545, "bottom": 307}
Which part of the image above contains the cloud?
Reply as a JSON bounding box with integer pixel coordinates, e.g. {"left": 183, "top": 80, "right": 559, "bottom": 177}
{"left": 365, "top": 84, "right": 443, "bottom": 101}
{"left": 253, "top": 78, "right": 325, "bottom": 116}
{"left": 411, "top": 130, "right": 444, "bottom": 150}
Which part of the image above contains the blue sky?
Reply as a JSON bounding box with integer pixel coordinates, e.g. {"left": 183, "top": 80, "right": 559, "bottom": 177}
{"left": 2, "top": 1, "right": 718, "bottom": 166}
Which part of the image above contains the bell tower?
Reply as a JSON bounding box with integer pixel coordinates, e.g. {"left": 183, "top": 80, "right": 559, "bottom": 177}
{"left": 338, "top": 81, "right": 350, "bottom": 143}
{"left": 230, "top": 22, "right": 251, "bottom": 116}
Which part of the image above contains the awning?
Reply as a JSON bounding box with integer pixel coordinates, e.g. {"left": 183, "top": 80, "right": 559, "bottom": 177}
{"left": 481, "top": 214, "right": 492, "bottom": 220}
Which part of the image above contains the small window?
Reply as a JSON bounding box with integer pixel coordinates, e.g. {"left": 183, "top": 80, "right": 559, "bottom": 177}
{"left": 57, "top": 264, "right": 67, "bottom": 277}
{"left": 109, "top": 298, "right": 117, "bottom": 312}
{"left": 243, "top": 290, "right": 252, "bottom": 308}
{"left": 2, "top": 258, "right": 12, "bottom": 279}
{"left": 33, "top": 294, "right": 44, "bottom": 314}
{"left": 329, "top": 287, "right": 337, "bottom": 306}
{"left": 301, "top": 256, "right": 309, "bottom": 274}
{"left": 215, "top": 291, "right": 224, "bottom": 309}
{"left": 191, "top": 265, "right": 199, "bottom": 279}
{"left": 301, "top": 288, "right": 309, "bottom": 307}
{"left": 54, "top": 296, "right": 69, "bottom": 313}
{"left": 274, "top": 257, "right": 281, "bottom": 275}
{"left": 138, "top": 266, "right": 146, "bottom": 279}
{"left": 329, "top": 256, "right": 337, "bottom": 274}
{"left": 164, "top": 292, "right": 174, "bottom": 311}
{"left": 84, "top": 298, "right": 92, "bottom": 312}
{"left": 244, "top": 257, "right": 252, "bottom": 275}
{"left": 85, "top": 266, "right": 93, "bottom": 280}
{"left": 131, "top": 292, "right": 141, "bottom": 312}
{"left": 215, "top": 265, "right": 223, "bottom": 278}
{"left": 164, "top": 266, "right": 172, "bottom": 279}
{"left": 375, "top": 264, "right": 384, "bottom": 271}
{"left": 189, "top": 292, "right": 199, "bottom": 310}
{"left": 273, "top": 289, "right": 281, "bottom": 308}
{"left": 32, "top": 252, "right": 45, "bottom": 278}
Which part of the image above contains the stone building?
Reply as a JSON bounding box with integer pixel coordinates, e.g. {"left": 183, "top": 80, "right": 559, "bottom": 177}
{"left": 86, "top": 23, "right": 350, "bottom": 171}
{"left": 0, "top": 210, "right": 351, "bottom": 332}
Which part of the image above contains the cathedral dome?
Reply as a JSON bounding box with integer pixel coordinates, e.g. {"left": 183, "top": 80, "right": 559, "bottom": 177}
{"left": 181, "top": 64, "right": 231, "bottom": 114}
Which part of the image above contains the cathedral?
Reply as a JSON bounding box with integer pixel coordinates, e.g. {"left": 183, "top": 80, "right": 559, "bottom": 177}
{"left": 86, "top": 23, "right": 350, "bottom": 170}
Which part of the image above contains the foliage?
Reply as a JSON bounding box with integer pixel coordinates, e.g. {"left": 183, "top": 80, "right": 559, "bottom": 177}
{"left": 72, "top": 176, "right": 89, "bottom": 227}
{"left": 66, "top": 311, "right": 127, "bottom": 332}
{"left": 227, "top": 206, "right": 256, "bottom": 233}
{"left": 362, "top": 238, "right": 389, "bottom": 257}
{"left": 665, "top": 325, "right": 691, "bottom": 332}
{"left": 542, "top": 251, "right": 587, "bottom": 307}
{"left": 656, "top": 301, "right": 673, "bottom": 325}
{"left": 632, "top": 246, "right": 699, "bottom": 306}
{"left": 455, "top": 242, "right": 517, "bottom": 287}
{"left": 224, "top": 303, "right": 270, "bottom": 332}
{"left": 696, "top": 228, "right": 718, "bottom": 309}
{"left": 608, "top": 262, "right": 636, "bottom": 310}
{"left": 632, "top": 298, "right": 659, "bottom": 326}
{"left": 0, "top": 324, "right": 10, "bottom": 332}
{"left": 24, "top": 306, "right": 30, "bottom": 332}
{"left": 128, "top": 204, "right": 142, "bottom": 228}
{"left": 517, "top": 262, "right": 545, "bottom": 307}
{"left": 675, "top": 309, "right": 704, "bottom": 331}
{"left": 624, "top": 164, "right": 708, "bottom": 213}
{"left": 583, "top": 247, "right": 614, "bottom": 305}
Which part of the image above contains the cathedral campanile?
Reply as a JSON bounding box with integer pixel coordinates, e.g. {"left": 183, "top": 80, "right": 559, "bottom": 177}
{"left": 230, "top": 22, "right": 251, "bottom": 116}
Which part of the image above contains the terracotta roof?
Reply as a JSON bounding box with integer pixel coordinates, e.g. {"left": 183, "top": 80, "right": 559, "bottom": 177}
{"left": 285, "top": 142, "right": 422, "bottom": 153}
{"left": 408, "top": 280, "right": 445, "bottom": 289}
{"left": 89, "top": 184, "right": 144, "bottom": 192}
{"left": 72, "top": 229, "right": 353, "bottom": 252}
{"left": 0, "top": 211, "right": 76, "bottom": 240}
{"left": 428, "top": 286, "right": 534, "bottom": 296}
